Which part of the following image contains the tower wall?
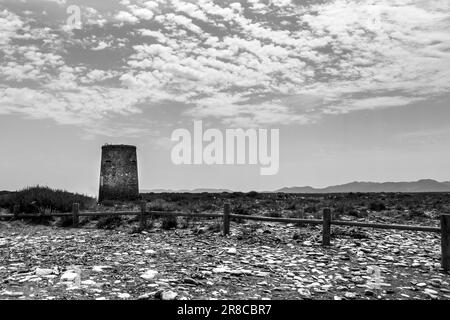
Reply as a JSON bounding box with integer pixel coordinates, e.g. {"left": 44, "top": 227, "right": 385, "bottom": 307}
{"left": 98, "top": 144, "right": 139, "bottom": 202}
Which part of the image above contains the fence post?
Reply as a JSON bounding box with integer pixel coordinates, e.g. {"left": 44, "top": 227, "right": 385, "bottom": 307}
{"left": 72, "top": 203, "right": 79, "bottom": 228}
{"left": 441, "top": 214, "right": 450, "bottom": 271}
{"left": 223, "top": 202, "right": 231, "bottom": 236}
{"left": 298, "top": 210, "right": 304, "bottom": 228}
{"left": 13, "top": 205, "right": 20, "bottom": 219}
{"left": 322, "top": 208, "right": 331, "bottom": 246}
{"left": 140, "top": 201, "right": 147, "bottom": 230}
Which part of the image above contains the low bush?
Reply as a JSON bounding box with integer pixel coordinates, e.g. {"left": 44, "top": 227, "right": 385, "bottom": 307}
{"left": 285, "top": 201, "right": 300, "bottom": 210}
{"left": 56, "top": 217, "right": 74, "bottom": 228}
{"left": 0, "top": 186, "right": 95, "bottom": 214}
{"left": 304, "top": 206, "right": 317, "bottom": 213}
{"left": 247, "top": 191, "right": 259, "bottom": 198}
{"left": 368, "top": 201, "right": 386, "bottom": 212}
{"left": 233, "top": 205, "right": 252, "bottom": 215}
{"left": 148, "top": 199, "right": 178, "bottom": 211}
{"left": 161, "top": 215, "right": 178, "bottom": 229}
{"left": 96, "top": 215, "right": 122, "bottom": 229}
{"left": 409, "top": 209, "right": 425, "bottom": 218}
{"left": 267, "top": 210, "right": 282, "bottom": 218}
{"left": 178, "top": 217, "right": 190, "bottom": 229}
{"left": 207, "top": 222, "right": 222, "bottom": 232}
{"left": 130, "top": 218, "right": 154, "bottom": 233}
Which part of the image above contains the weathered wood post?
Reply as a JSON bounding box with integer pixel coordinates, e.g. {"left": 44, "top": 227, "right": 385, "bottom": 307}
{"left": 322, "top": 208, "right": 332, "bottom": 246}
{"left": 298, "top": 210, "right": 304, "bottom": 228}
{"left": 441, "top": 213, "right": 450, "bottom": 271}
{"left": 114, "top": 205, "right": 119, "bottom": 219}
{"left": 13, "top": 205, "right": 20, "bottom": 219}
{"left": 72, "top": 203, "right": 79, "bottom": 228}
{"left": 140, "top": 201, "right": 147, "bottom": 230}
{"left": 223, "top": 202, "right": 231, "bottom": 236}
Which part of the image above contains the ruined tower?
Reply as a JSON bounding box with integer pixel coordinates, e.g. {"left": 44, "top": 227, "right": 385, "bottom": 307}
{"left": 98, "top": 144, "right": 139, "bottom": 202}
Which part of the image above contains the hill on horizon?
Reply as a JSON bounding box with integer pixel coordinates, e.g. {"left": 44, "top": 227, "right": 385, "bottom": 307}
{"left": 140, "top": 188, "right": 234, "bottom": 194}
{"left": 277, "top": 179, "right": 450, "bottom": 193}
{"left": 141, "top": 179, "right": 450, "bottom": 194}
{"left": 3, "top": 180, "right": 450, "bottom": 196}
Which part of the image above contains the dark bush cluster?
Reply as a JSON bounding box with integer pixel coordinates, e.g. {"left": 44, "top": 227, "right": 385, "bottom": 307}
{"left": 0, "top": 186, "right": 95, "bottom": 214}
{"left": 247, "top": 191, "right": 259, "bottom": 198}
{"left": 268, "top": 210, "right": 282, "bottom": 218}
{"left": 233, "top": 205, "right": 252, "bottom": 215}
{"left": 147, "top": 199, "right": 179, "bottom": 211}
{"left": 368, "top": 201, "right": 386, "bottom": 212}
{"left": 96, "top": 215, "right": 122, "bottom": 229}
{"left": 161, "top": 215, "right": 178, "bottom": 229}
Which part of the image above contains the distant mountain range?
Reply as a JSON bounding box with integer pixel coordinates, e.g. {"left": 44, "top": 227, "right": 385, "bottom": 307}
{"left": 3, "top": 180, "right": 450, "bottom": 196}
{"left": 141, "top": 179, "right": 450, "bottom": 194}
{"left": 276, "top": 179, "right": 450, "bottom": 193}
{"left": 140, "top": 188, "right": 234, "bottom": 193}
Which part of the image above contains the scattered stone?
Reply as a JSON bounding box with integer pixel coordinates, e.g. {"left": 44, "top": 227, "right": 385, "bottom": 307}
{"left": 364, "top": 289, "right": 375, "bottom": 296}
{"left": 35, "top": 268, "right": 53, "bottom": 276}
{"left": 61, "top": 271, "right": 78, "bottom": 282}
{"left": 156, "top": 290, "right": 178, "bottom": 300}
{"left": 137, "top": 293, "right": 152, "bottom": 300}
{"left": 0, "top": 215, "right": 445, "bottom": 300}
{"left": 183, "top": 278, "right": 200, "bottom": 286}
{"left": 345, "top": 292, "right": 357, "bottom": 299}
{"left": 424, "top": 288, "right": 438, "bottom": 295}
{"left": 141, "top": 269, "right": 159, "bottom": 281}
{"left": 297, "top": 288, "right": 311, "bottom": 298}
{"left": 92, "top": 265, "right": 111, "bottom": 272}
{"left": 1, "top": 291, "right": 24, "bottom": 297}
{"left": 416, "top": 283, "right": 427, "bottom": 287}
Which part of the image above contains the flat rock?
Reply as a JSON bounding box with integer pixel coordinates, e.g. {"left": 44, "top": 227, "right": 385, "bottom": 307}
{"left": 141, "top": 269, "right": 159, "bottom": 281}
{"left": 35, "top": 268, "right": 54, "bottom": 276}
{"left": 61, "top": 271, "right": 78, "bottom": 282}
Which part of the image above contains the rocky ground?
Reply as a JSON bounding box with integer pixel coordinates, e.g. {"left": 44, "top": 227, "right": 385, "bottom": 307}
{"left": 0, "top": 218, "right": 449, "bottom": 300}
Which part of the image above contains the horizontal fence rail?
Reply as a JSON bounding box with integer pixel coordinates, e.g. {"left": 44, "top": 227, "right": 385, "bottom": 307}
{"left": 229, "top": 214, "right": 323, "bottom": 225}
{"left": 0, "top": 211, "right": 223, "bottom": 218}
{"left": 330, "top": 220, "right": 440, "bottom": 233}
{"left": 1, "top": 202, "right": 448, "bottom": 271}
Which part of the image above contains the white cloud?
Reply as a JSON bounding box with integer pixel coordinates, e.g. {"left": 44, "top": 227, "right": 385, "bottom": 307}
{"left": 91, "top": 41, "right": 110, "bottom": 51}
{"left": 0, "top": 10, "right": 23, "bottom": 46}
{"left": 0, "top": 0, "right": 450, "bottom": 133}
{"left": 129, "top": 6, "right": 154, "bottom": 20}
{"left": 325, "top": 96, "right": 422, "bottom": 114}
{"left": 115, "top": 11, "right": 138, "bottom": 23}
{"left": 172, "top": 0, "right": 209, "bottom": 22}
{"left": 0, "top": 62, "right": 41, "bottom": 81}
{"left": 42, "top": 0, "right": 66, "bottom": 5}
{"left": 139, "top": 29, "right": 167, "bottom": 43}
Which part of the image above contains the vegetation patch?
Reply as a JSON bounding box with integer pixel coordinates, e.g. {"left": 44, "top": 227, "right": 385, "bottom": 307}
{"left": 0, "top": 186, "right": 95, "bottom": 214}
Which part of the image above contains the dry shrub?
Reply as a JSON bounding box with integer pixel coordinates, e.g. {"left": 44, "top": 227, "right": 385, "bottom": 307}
{"left": 96, "top": 215, "right": 122, "bottom": 229}
{"left": 161, "top": 215, "right": 178, "bottom": 230}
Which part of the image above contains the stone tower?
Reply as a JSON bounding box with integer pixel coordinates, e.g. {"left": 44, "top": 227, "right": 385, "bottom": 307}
{"left": 98, "top": 144, "right": 139, "bottom": 202}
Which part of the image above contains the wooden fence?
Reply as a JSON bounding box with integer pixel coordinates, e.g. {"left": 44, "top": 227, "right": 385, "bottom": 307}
{"left": 1, "top": 202, "right": 449, "bottom": 271}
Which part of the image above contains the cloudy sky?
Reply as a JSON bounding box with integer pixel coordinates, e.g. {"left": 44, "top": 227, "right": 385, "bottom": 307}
{"left": 0, "top": 0, "right": 449, "bottom": 196}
